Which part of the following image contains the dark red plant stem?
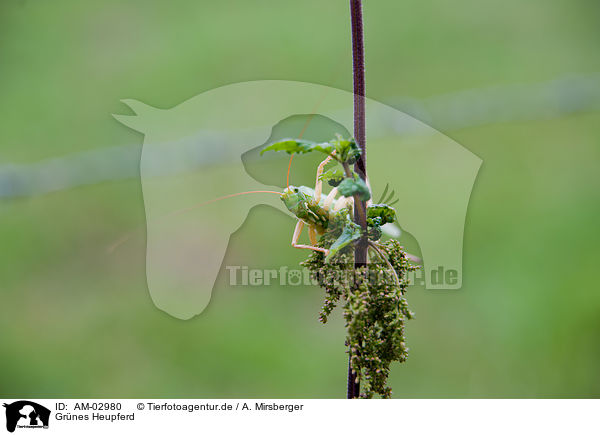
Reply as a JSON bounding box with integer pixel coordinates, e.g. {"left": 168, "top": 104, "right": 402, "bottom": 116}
{"left": 348, "top": 0, "right": 367, "bottom": 400}
{"left": 350, "top": 0, "right": 366, "bottom": 177}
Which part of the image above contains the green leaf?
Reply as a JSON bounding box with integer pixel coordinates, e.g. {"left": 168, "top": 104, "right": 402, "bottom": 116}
{"left": 325, "top": 221, "right": 362, "bottom": 262}
{"left": 312, "top": 142, "right": 337, "bottom": 155}
{"left": 332, "top": 135, "right": 361, "bottom": 163}
{"left": 319, "top": 167, "right": 345, "bottom": 187}
{"left": 367, "top": 204, "right": 396, "bottom": 226}
{"left": 259, "top": 139, "right": 314, "bottom": 155}
{"left": 260, "top": 135, "right": 361, "bottom": 164}
{"left": 260, "top": 138, "right": 334, "bottom": 156}
{"left": 338, "top": 177, "right": 371, "bottom": 201}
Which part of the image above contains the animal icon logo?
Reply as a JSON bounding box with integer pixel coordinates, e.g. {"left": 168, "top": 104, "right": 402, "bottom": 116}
{"left": 3, "top": 401, "right": 50, "bottom": 433}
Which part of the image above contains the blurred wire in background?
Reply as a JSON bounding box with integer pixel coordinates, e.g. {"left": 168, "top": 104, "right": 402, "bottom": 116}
{"left": 1, "top": 73, "right": 598, "bottom": 199}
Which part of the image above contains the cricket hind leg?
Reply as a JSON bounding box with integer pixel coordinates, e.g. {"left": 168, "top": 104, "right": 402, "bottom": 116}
{"left": 314, "top": 154, "right": 335, "bottom": 202}
{"left": 308, "top": 225, "right": 318, "bottom": 245}
{"left": 323, "top": 187, "right": 338, "bottom": 211}
{"left": 291, "top": 220, "right": 329, "bottom": 255}
{"left": 332, "top": 195, "right": 353, "bottom": 212}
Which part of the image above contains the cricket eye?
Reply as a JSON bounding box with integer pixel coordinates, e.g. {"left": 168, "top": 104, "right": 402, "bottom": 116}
{"left": 294, "top": 188, "right": 299, "bottom": 193}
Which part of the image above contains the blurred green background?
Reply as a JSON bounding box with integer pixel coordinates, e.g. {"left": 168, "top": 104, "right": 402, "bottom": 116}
{"left": 1, "top": 0, "right": 599, "bottom": 398}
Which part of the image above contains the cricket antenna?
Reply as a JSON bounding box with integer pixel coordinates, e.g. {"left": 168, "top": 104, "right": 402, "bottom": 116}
{"left": 286, "top": 154, "right": 293, "bottom": 189}
{"left": 107, "top": 189, "right": 282, "bottom": 253}
{"left": 168, "top": 190, "right": 281, "bottom": 218}
{"left": 288, "top": 110, "right": 317, "bottom": 188}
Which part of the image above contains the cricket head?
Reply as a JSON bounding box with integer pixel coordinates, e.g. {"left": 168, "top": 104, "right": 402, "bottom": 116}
{"left": 281, "top": 185, "right": 309, "bottom": 215}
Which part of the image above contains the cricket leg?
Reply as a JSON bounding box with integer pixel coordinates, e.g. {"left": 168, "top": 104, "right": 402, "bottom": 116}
{"left": 308, "top": 225, "right": 318, "bottom": 245}
{"left": 291, "top": 220, "right": 329, "bottom": 255}
{"left": 323, "top": 187, "right": 338, "bottom": 212}
{"left": 332, "top": 195, "right": 353, "bottom": 212}
{"left": 314, "top": 154, "right": 335, "bottom": 202}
